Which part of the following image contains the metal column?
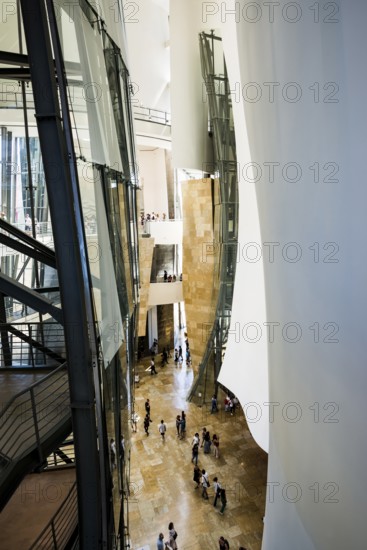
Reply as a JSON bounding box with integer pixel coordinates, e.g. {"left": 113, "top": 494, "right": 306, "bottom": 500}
{"left": 19, "top": 0, "right": 102, "bottom": 547}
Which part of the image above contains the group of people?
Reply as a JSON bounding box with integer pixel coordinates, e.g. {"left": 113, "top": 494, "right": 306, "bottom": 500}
{"left": 210, "top": 393, "right": 239, "bottom": 416}
{"left": 191, "top": 427, "right": 220, "bottom": 464}
{"left": 192, "top": 465, "right": 227, "bottom": 513}
{"left": 175, "top": 411, "right": 187, "bottom": 439}
{"left": 190, "top": 427, "right": 227, "bottom": 518}
{"left": 141, "top": 211, "right": 169, "bottom": 234}
{"left": 224, "top": 394, "right": 239, "bottom": 415}
{"left": 156, "top": 522, "right": 178, "bottom": 550}
{"left": 142, "top": 211, "right": 167, "bottom": 224}
{"left": 163, "top": 270, "right": 180, "bottom": 283}
{"left": 173, "top": 341, "right": 191, "bottom": 367}
{"left": 136, "top": 342, "right": 244, "bottom": 549}
{"left": 217, "top": 537, "right": 247, "bottom": 550}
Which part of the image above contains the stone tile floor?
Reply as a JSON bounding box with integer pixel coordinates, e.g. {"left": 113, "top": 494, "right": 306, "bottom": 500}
{"left": 122, "top": 358, "right": 267, "bottom": 550}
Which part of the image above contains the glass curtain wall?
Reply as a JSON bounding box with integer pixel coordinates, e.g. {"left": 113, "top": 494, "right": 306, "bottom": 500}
{"left": 54, "top": 1, "right": 139, "bottom": 544}
{"left": 1, "top": 0, "right": 139, "bottom": 545}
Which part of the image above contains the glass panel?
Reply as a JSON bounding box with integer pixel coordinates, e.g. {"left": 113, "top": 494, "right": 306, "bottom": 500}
{"left": 56, "top": 2, "right": 122, "bottom": 169}
{"left": 77, "top": 161, "right": 123, "bottom": 368}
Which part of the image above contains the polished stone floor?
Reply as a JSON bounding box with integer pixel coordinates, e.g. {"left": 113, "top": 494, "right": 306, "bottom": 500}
{"left": 126, "top": 355, "right": 268, "bottom": 550}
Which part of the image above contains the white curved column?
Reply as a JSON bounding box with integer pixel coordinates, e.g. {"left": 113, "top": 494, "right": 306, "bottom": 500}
{"left": 217, "top": 0, "right": 367, "bottom": 548}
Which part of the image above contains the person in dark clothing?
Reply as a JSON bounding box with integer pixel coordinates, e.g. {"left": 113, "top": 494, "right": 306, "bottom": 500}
{"left": 192, "top": 442, "right": 199, "bottom": 465}
{"left": 203, "top": 430, "right": 211, "bottom": 454}
{"left": 144, "top": 414, "right": 152, "bottom": 435}
{"left": 219, "top": 488, "right": 227, "bottom": 515}
{"left": 213, "top": 476, "right": 222, "bottom": 507}
{"left": 180, "top": 411, "right": 186, "bottom": 439}
{"left": 193, "top": 465, "right": 201, "bottom": 488}
{"left": 218, "top": 536, "right": 229, "bottom": 549}
{"left": 211, "top": 395, "right": 218, "bottom": 413}
{"left": 161, "top": 348, "right": 168, "bottom": 365}
{"left": 150, "top": 358, "right": 157, "bottom": 375}
{"left": 176, "top": 415, "right": 181, "bottom": 437}
{"left": 145, "top": 398, "right": 151, "bottom": 417}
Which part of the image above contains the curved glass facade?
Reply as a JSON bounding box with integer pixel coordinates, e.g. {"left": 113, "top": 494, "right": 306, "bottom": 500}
{"left": 0, "top": 0, "right": 139, "bottom": 547}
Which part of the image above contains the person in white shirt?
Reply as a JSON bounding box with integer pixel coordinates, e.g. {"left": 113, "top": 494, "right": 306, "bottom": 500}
{"left": 131, "top": 412, "right": 138, "bottom": 432}
{"left": 213, "top": 476, "right": 222, "bottom": 507}
{"left": 192, "top": 432, "right": 200, "bottom": 447}
{"left": 201, "top": 469, "right": 209, "bottom": 499}
{"left": 158, "top": 419, "right": 167, "bottom": 440}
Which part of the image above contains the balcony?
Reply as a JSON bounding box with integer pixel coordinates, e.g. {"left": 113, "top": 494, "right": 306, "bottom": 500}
{"left": 142, "top": 220, "right": 182, "bottom": 245}
{"left": 148, "top": 281, "right": 183, "bottom": 306}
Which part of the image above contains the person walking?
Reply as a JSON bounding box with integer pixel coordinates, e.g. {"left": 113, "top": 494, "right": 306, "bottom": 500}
{"left": 201, "top": 427, "right": 207, "bottom": 447}
{"left": 176, "top": 415, "right": 181, "bottom": 437}
{"left": 201, "top": 469, "right": 209, "bottom": 499}
{"left": 219, "top": 488, "right": 227, "bottom": 514}
{"left": 150, "top": 358, "right": 157, "bottom": 375}
{"left": 157, "top": 533, "right": 165, "bottom": 550}
{"left": 179, "top": 411, "right": 186, "bottom": 439}
{"left": 131, "top": 412, "right": 138, "bottom": 433}
{"left": 211, "top": 395, "right": 218, "bottom": 413}
{"left": 144, "top": 414, "right": 152, "bottom": 435}
{"left": 192, "top": 432, "right": 200, "bottom": 446}
{"left": 192, "top": 441, "right": 199, "bottom": 465}
{"left": 218, "top": 536, "right": 230, "bottom": 549}
{"left": 212, "top": 433, "right": 220, "bottom": 458}
{"left": 193, "top": 465, "right": 201, "bottom": 488}
{"left": 203, "top": 430, "right": 211, "bottom": 454}
{"left": 145, "top": 398, "right": 151, "bottom": 417}
{"left": 161, "top": 347, "right": 168, "bottom": 365}
{"left": 168, "top": 522, "right": 178, "bottom": 550}
{"left": 213, "top": 477, "right": 222, "bottom": 507}
{"left": 159, "top": 419, "right": 167, "bottom": 440}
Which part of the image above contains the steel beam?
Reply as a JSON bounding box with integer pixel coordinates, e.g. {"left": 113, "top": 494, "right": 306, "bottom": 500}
{"left": 19, "top": 1, "right": 102, "bottom": 547}
{"left": 0, "top": 232, "right": 57, "bottom": 269}
{"left": 0, "top": 292, "right": 11, "bottom": 366}
{"left": 0, "top": 50, "right": 29, "bottom": 66}
{"left": 4, "top": 323, "right": 65, "bottom": 363}
{"left": 0, "top": 218, "right": 56, "bottom": 262}
{"left": 0, "top": 272, "right": 63, "bottom": 323}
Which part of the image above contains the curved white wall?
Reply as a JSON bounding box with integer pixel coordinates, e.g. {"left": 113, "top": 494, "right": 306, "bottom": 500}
{"left": 217, "top": 0, "right": 367, "bottom": 548}
{"left": 170, "top": 0, "right": 213, "bottom": 170}
{"left": 123, "top": 0, "right": 170, "bottom": 112}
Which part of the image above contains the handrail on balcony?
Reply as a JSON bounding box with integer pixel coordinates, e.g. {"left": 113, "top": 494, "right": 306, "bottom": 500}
{"left": 0, "top": 362, "right": 70, "bottom": 470}
{"left": 0, "top": 362, "right": 67, "bottom": 419}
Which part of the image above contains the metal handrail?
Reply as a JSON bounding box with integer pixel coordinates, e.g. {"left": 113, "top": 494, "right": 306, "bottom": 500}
{"left": 133, "top": 105, "right": 171, "bottom": 126}
{"left": 46, "top": 438, "right": 75, "bottom": 469}
{"left": 29, "top": 481, "right": 78, "bottom": 550}
{"left": 0, "top": 322, "right": 65, "bottom": 368}
{"left": 0, "top": 363, "right": 70, "bottom": 465}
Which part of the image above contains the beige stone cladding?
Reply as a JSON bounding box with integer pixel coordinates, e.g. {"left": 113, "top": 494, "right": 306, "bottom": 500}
{"left": 138, "top": 236, "right": 154, "bottom": 336}
{"left": 181, "top": 178, "right": 218, "bottom": 372}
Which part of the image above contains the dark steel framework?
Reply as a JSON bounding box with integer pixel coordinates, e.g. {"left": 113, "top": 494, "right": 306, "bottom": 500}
{"left": 187, "top": 31, "right": 239, "bottom": 405}
{"left": 0, "top": 0, "right": 140, "bottom": 548}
